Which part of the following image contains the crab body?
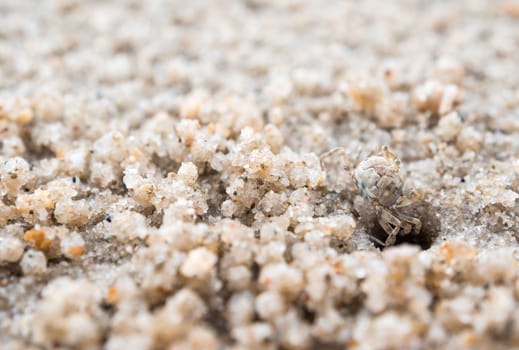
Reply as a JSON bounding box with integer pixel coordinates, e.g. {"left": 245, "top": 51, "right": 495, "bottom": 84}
{"left": 320, "top": 145, "right": 422, "bottom": 246}
{"left": 354, "top": 146, "right": 421, "bottom": 246}
{"left": 354, "top": 147, "right": 403, "bottom": 207}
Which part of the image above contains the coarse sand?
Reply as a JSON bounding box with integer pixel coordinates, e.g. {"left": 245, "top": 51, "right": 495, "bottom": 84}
{"left": 2, "top": 0, "right": 519, "bottom": 349}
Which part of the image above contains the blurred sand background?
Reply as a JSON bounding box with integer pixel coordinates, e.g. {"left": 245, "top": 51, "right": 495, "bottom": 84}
{"left": 2, "top": 0, "right": 519, "bottom": 349}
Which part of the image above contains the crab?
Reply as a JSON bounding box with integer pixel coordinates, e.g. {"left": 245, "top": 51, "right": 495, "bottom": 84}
{"left": 321, "top": 146, "right": 422, "bottom": 246}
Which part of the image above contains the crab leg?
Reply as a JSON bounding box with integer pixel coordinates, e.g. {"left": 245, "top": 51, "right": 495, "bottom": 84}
{"left": 319, "top": 147, "right": 348, "bottom": 169}
{"left": 377, "top": 207, "right": 402, "bottom": 246}
{"left": 368, "top": 235, "right": 388, "bottom": 247}
{"left": 395, "top": 212, "right": 422, "bottom": 234}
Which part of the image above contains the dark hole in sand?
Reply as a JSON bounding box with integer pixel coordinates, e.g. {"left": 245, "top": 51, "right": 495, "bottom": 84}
{"left": 370, "top": 200, "right": 441, "bottom": 250}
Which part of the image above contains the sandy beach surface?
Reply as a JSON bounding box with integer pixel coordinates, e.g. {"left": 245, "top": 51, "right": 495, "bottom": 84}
{"left": 2, "top": 0, "right": 519, "bottom": 349}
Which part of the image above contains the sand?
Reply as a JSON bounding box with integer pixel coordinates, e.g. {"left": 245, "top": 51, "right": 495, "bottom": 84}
{"left": 2, "top": 0, "right": 519, "bottom": 349}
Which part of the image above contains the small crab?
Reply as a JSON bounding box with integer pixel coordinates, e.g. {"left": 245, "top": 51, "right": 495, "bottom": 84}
{"left": 321, "top": 146, "right": 422, "bottom": 246}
